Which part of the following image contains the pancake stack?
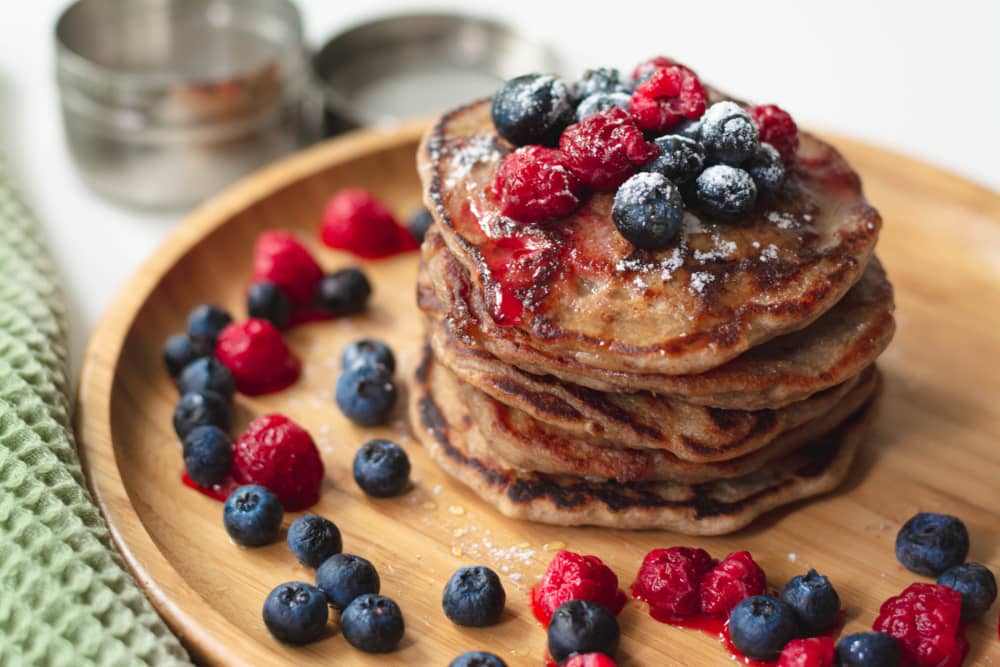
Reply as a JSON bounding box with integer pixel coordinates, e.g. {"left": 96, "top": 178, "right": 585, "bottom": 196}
{"left": 409, "top": 98, "right": 895, "bottom": 535}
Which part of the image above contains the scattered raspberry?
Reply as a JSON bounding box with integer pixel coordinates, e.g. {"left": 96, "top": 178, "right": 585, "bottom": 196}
{"left": 492, "top": 146, "right": 585, "bottom": 224}
{"left": 748, "top": 104, "right": 800, "bottom": 165}
{"left": 252, "top": 231, "right": 323, "bottom": 305}
{"left": 231, "top": 414, "right": 324, "bottom": 511}
{"left": 629, "top": 65, "right": 708, "bottom": 133}
{"left": 631, "top": 547, "right": 716, "bottom": 621}
{"left": 699, "top": 551, "right": 767, "bottom": 618}
{"left": 559, "top": 108, "right": 660, "bottom": 190}
{"left": 563, "top": 653, "right": 618, "bottom": 667}
{"left": 778, "top": 637, "right": 835, "bottom": 667}
{"left": 320, "top": 188, "right": 417, "bottom": 259}
{"left": 631, "top": 55, "right": 679, "bottom": 83}
{"left": 215, "top": 319, "right": 300, "bottom": 396}
{"left": 530, "top": 550, "right": 627, "bottom": 626}
{"left": 873, "top": 583, "right": 968, "bottom": 667}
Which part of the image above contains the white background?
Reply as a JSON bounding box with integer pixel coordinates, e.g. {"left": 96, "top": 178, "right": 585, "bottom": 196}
{"left": 1, "top": 0, "right": 998, "bottom": 374}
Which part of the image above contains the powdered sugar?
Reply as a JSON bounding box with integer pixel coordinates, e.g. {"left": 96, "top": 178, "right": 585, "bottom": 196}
{"left": 689, "top": 271, "right": 715, "bottom": 294}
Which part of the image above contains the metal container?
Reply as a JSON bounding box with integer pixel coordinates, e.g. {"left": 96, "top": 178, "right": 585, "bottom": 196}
{"left": 55, "top": 0, "right": 319, "bottom": 209}
{"left": 314, "top": 14, "right": 562, "bottom": 134}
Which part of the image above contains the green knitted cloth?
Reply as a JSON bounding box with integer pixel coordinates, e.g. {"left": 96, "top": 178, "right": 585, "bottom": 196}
{"left": 0, "top": 157, "right": 191, "bottom": 666}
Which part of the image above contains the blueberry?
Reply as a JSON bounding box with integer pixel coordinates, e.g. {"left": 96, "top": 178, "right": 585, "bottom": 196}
{"left": 547, "top": 599, "right": 620, "bottom": 664}
{"left": 442, "top": 566, "right": 506, "bottom": 627}
{"left": 937, "top": 562, "right": 997, "bottom": 620}
{"left": 612, "top": 172, "right": 684, "bottom": 250}
{"left": 642, "top": 135, "right": 706, "bottom": 183}
{"left": 695, "top": 165, "right": 757, "bottom": 218}
{"left": 673, "top": 117, "right": 703, "bottom": 141}
{"left": 699, "top": 101, "right": 759, "bottom": 165}
{"left": 779, "top": 569, "right": 841, "bottom": 635}
{"left": 491, "top": 74, "right": 575, "bottom": 147}
{"left": 449, "top": 652, "right": 508, "bottom": 667}
{"left": 335, "top": 363, "right": 398, "bottom": 426}
{"left": 247, "top": 281, "right": 291, "bottom": 330}
{"left": 262, "top": 582, "right": 328, "bottom": 644}
{"left": 172, "top": 391, "right": 230, "bottom": 439}
{"left": 186, "top": 304, "right": 233, "bottom": 356}
{"left": 316, "top": 553, "right": 380, "bottom": 609}
{"left": 182, "top": 425, "right": 232, "bottom": 486}
{"left": 895, "top": 512, "right": 970, "bottom": 576}
{"left": 317, "top": 268, "right": 372, "bottom": 317}
{"left": 340, "top": 593, "right": 405, "bottom": 654}
{"left": 223, "top": 484, "right": 283, "bottom": 547}
{"left": 353, "top": 439, "right": 410, "bottom": 498}
{"left": 745, "top": 142, "right": 785, "bottom": 193}
{"left": 728, "top": 595, "right": 799, "bottom": 661}
{"left": 163, "top": 334, "right": 199, "bottom": 377}
{"left": 342, "top": 338, "right": 396, "bottom": 375}
{"left": 287, "top": 514, "right": 342, "bottom": 568}
{"left": 573, "top": 67, "right": 629, "bottom": 99}
{"left": 177, "top": 357, "right": 235, "bottom": 402}
{"left": 835, "top": 632, "right": 900, "bottom": 667}
{"left": 575, "top": 92, "right": 632, "bottom": 122}
{"left": 408, "top": 208, "right": 434, "bottom": 243}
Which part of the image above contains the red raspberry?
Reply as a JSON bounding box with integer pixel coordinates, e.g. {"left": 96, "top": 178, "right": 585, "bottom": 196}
{"left": 873, "top": 583, "right": 968, "bottom": 667}
{"left": 629, "top": 65, "right": 708, "bottom": 133}
{"left": 778, "top": 637, "right": 835, "bottom": 667}
{"left": 631, "top": 547, "right": 716, "bottom": 621}
{"left": 699, "top": 551, "right": 766, "bottom": 617}
{"left": 320, "top": 188, "right": 417, "bottom": 259}
{"left": 530, "top": 550, "right": 627, "bottom": 626}
{"left": 492, "top": 146, "right": 585, "bottom": 224}
{"left": 232, "top": 414, "right": 324, "bottom": 511}
{"left": 252, "top": 231, "right": 323, "bottom": 305}
{"left": 559, "top": 108, "right": 659, "bottom": 190}
{"left": 215, "top": 319, "right": 300, "bottom": 396}
{"left": 631, "top": 55, "right": 679, "bottom": 82}
{"left": 563, "top": 653, "right": 617, "bottom": 667}
{"left": 748, "top": 104, "right": 800, "bottom": 165}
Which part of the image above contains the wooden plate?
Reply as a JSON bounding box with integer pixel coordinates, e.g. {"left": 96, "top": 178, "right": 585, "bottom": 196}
{"left": 76, "top": 120, "right": 1000, "bottom": 666}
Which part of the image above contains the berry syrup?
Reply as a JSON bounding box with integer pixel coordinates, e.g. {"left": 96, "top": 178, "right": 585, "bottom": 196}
{"left": 181, "top": 472, "right": 238, "bottom": 502}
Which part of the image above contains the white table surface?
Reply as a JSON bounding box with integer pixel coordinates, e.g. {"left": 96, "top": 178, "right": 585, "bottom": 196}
{"left": 2, "top": 0, "right": 998, "bottom": 378}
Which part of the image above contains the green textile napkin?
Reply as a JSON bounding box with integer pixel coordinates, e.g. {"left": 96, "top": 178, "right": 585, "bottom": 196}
{"left": 0, "top": 156, "right": 191, "bottom": 666}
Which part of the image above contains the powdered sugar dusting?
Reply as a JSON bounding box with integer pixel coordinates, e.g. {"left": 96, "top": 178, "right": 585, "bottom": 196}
{"left": 689, "top": 271, "right": 715, "bottom": 294}
{"left": 767, "top": 210, "right": 799, "bottom": 230}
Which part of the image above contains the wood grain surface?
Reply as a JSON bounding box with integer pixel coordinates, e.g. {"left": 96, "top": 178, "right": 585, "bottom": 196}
{"left": 75, "top": 120, "right": 1000, "bottom": 666}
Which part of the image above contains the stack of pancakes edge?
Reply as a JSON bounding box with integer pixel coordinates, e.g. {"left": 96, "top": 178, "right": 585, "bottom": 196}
{"left": 408, "top": 99, "right": 895, "bottom": 535}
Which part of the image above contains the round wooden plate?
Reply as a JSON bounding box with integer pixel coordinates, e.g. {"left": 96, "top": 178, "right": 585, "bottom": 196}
{"left": 76, "top": 121, "right": 1000, "bottom": 666}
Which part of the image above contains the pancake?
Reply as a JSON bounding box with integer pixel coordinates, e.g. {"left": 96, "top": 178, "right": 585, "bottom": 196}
{"left": 418, "top": 99, "right": 882, "bottom": 377}
{"left": 409, "top": 345, "right": 877, "bottom": 534}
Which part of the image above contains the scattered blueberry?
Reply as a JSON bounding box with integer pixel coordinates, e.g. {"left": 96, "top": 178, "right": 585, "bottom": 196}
{"left": 834, "top": 632, "right": 901, "bottom": 667}
{"left": 442, "top": 566, "right": 506, "bottom": 627}
{"left": 895, "top": 512, "right": 970, "bottom": 576}
{"left": 491, "top": 73, "right": 575, "bottom": 147}
{"left": 177, "top": 357, "right": 236, "bottom": 402}
{"left": 287, "top": 514, "right": 342, "bottom": 569}
{"left": 342, "top": 338, "right": 396, "bottom": 374}
{"left": 335, "top": 363, "right": 398, "bottom": 426}
{"left": 547, "top": 600, "right": 620, "bottom": 664}
{"left": 223, "top": 484, "right": 283, "bottom": 547}
{"left": 699, "top": 101, "right": 759, "bottom": 165}
{"left": 612, "top": 172, "right": 684, "bottom": 250}
{"left": 316, "top": 268, "right": 372, "bottom": 317}
{"left": 186, "top": 304, "right": 233, "bottom": 356}
{"left": 573, "top": 67, "right": 629, "bottom": 99}
{"left": 353, "top": 439, "right": 411, "bottom": 498}
{"left": 316, "top": 553, "right": 381, "bottom": 609}
{"left": 728, "top": 595, "right": 799, "bottom": 661}
{"left": 172, "top": 391, "right": 230, "bottom": 439}
{"left": 673, "top": 117, "right": 703, "bottom": 141}
{"left": 163, "top": 334, "right": 199, "bottom": 377}
{"left": 247, "top": 281, "right": 291, "bottom": 330}
{"left": 695, "top": 164, "right": 757, "bottom": 218}
{"left": 779, "top": 569, "right": 841, "bottom": 635}
{"left": 340, "top": 593, "right": 405, "bottom": 654}
{"left": 182, "top": 425, "right": 232, "bottom": 486}
{"left": 575, "top": 92, "right": 632, "bottom": 122}
{"left": 937, "top": 562, "right": 997, "bottom": 620}
{"left": 262, "top": 582, "right": 329, "bottom": 644}
{"left": 745, "top": 142, "right": 785, "bottom": 193}
{"left": 408, "top": 208, "right": 434, "bottom": 243}
{"left": 449, "top": 652, "right": 508, "bottom": 667}
{"left": 642, "top": 134, "right": 705, "bottom": 183}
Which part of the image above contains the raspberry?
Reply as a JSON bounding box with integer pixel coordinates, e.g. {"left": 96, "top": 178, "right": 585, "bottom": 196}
{"left": 252, "top": 231, "right": 323, "bottom": 305}
{"left": 215, "top": 319, "right": 300, "bottom": 396}
{"left": 320, "top": 188, "right": 417, "bottom": 259}
{"left": 748, "top": 104, "right": 800, "bottom": 165}
{"left": 559, "top": 108, "right": 660, "bottom": 190}
{"left": 631, "top": 56, "right": 679, "bottom": 83}
{"left": 530, "top": 550, "right": 627, "bottom": 626}
{"left": 630, "top": 547, "right": 716, "bottom": 621}
{"left": 232, "top": 414, "right": 324, "bottom": 511}
{"left": 629, "top": 65, "right": 708, "bottom": 134}
{"left": 563, "top": 653, "right": 618, "bottom": 667}
{"left": 873, "top": 583, "right": 968, "bottom": 667}
{"left": 778, "top": 637, "right": 835, "bottom": 667}
{"left": 492, "top": 146, "right": 585, "bottom": 224}
{"left": 699, "top": 551, "right": 766, "bottom": 618}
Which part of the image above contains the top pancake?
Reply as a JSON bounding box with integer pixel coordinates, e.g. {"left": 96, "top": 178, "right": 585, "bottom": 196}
{"left": 419, "top": 99, "right": 882, "bottom": 376}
